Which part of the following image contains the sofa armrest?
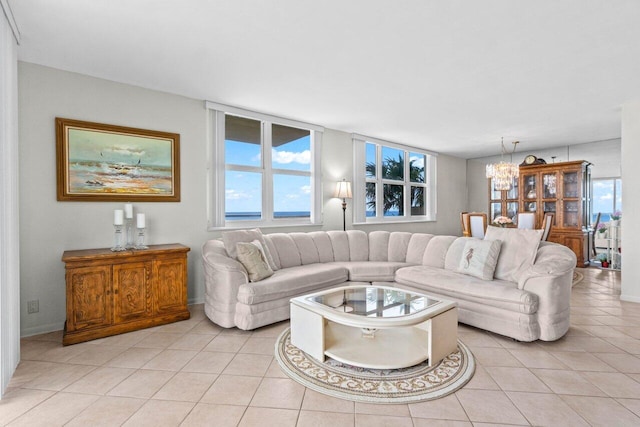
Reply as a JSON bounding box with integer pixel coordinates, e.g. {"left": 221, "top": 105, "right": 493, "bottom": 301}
{"left": 202, "top": 240, "right": 248, "bottom": 328}
{"left": 516, "top": 242, "right": 576, "bottom": 340}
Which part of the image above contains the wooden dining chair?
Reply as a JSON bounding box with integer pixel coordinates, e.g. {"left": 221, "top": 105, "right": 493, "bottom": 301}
{"left": 541, "top": 212, "right": 554, "bottom": 241}
{"left": 461, "top": 212, "right": 487, "bottom": 238}
{"left": 517, "top": 212, "right": 536, "bottom": 229}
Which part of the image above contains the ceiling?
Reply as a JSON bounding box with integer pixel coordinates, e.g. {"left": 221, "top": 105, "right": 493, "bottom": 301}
{"left": 7, "top": 0, "right": 640, "bottom": 158}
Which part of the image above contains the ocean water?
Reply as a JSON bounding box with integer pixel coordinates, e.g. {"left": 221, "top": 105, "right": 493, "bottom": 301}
{"left": 68, "top": 161, "right": 173, "bottom": 194}
{"left": 226, "top": 211, "right": 310, "bottom": 221}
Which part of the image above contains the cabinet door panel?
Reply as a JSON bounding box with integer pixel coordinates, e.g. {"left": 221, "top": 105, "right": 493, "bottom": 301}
{"left": 154, "top": 258, "right": 187, "bottom": 314}
{"left": 67, "top": 266, "right": 112, "bottom": 331}
{"left": 113, "top": 262, "right": 152, "bottom": 323}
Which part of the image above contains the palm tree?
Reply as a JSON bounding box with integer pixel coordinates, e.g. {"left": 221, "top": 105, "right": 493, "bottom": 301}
{"left": 366, "top": 155, "right": 424, "bottom": 216}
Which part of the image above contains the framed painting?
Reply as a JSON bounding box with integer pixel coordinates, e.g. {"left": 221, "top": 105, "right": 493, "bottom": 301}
{"left": 56, "top": 118, "right": 180, "bottom": 202}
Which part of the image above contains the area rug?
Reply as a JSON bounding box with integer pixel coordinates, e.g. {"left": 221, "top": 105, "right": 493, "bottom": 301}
{"left": 572, "top": 270, "right": 584, "bottom": 287}
{"left": 274, "top": 328, "right": 475, "bottom": 404}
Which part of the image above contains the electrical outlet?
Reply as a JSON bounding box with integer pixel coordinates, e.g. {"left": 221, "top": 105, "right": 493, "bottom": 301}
{"left": 27, "top": 300, "right": 39, "bottom": 314}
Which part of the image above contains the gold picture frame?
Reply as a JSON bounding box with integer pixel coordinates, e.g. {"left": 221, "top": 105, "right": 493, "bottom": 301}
{"left": 56, "top": 118, "right": 180, "bottom": 202}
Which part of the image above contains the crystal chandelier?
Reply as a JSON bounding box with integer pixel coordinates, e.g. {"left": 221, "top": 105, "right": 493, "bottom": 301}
{"left": 486, "top": 139, "right": 519, "bottom": 191}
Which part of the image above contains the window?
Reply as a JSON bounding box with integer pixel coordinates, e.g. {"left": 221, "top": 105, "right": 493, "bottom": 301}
{"left": 592, "top": 177, "right": 622, "bottom": 222}
{"left": 207, "top": 102, "right": 323, "bottom": 229}
{"left": 353, "top": 134, "right": 436, "bottom": 223}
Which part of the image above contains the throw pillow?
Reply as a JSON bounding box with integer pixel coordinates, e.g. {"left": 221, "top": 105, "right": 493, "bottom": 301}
{"left": 222, "top": 228, "right": 278, "bottom": 271}
{"left": 236, "top": 241, "right": 274, "bottom": 282}
{"left": 484, "top": 226, "right": 543, "bottom": 282}
{"left": 457, "top": 239, "right": 502, "bottom": 280}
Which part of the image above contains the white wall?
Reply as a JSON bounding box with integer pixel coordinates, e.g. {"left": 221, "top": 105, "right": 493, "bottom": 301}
{"left": 621, "top": 101, "right": 640, "bottom": 302}
{"left": 0, "top": 1, "right": 20, "bottom": 397}
{"left": 466, "top": 139, "right": 621, "bottom": 214}
{"left": 18, "top": 62, "right": 467, "bottom": 336}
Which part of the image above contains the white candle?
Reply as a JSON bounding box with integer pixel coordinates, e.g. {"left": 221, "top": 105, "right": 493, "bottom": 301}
{"left": 137, "top": 213, "right": 146, "bottom": 228}
{"left": 124, "top": 203, "right": 133, "bottom": 219}
{"left": 114, "top": 209, "right": 124, "bottom": 225}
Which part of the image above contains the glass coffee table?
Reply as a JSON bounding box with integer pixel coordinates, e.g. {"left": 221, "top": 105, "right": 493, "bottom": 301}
{"left": 290, "top": 285, "right": 458, "bottom": 369}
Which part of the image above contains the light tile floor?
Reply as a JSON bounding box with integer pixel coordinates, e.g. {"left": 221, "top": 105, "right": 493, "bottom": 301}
{"left": 3, "top": 267, "right": 640, "bottom": 426}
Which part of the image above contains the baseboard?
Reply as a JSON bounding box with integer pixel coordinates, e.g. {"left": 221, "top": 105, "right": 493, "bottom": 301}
{"left": 21, "top": 321, "right": 65, "bottom": 338}
{"left": 20, "top": 299, "right": 205, "bottom": 338}
{"left": 188, "top": 296, "right": 204, "bottom": 305}
{"left": 620, "top": 294, "right": 640, "bottom": 304}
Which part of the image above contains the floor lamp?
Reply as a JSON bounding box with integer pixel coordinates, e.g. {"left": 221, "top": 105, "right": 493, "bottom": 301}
{"left": 334, "top": 179, "right": 352, "bottom": 231}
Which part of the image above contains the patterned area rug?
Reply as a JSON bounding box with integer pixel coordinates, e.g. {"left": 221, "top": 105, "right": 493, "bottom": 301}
{"left": 275, "top": 328, "right": 475, "bottom": 404}
{"left": 573, "top": 270, "right": 584, "bottom": 287}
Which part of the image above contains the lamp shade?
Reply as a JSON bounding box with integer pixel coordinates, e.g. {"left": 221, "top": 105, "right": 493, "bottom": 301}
{"left": 333, "top": 180, "right": 352, "bottom": 199}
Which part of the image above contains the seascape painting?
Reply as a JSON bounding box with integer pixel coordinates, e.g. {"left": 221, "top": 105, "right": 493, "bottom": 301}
{"left": 56, "top": 118, "right": 180, "bottom": 202}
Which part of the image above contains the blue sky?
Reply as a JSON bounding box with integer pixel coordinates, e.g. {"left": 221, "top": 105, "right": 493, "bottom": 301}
{"left": 593, "top": 179, "right": 622, "bottom": 217}
{"left": 225, "top": 136, "right": 311, "bottom": 213}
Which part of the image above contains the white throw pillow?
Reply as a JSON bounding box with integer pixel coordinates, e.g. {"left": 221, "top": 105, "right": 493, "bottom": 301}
{"left": 484, "top": 226, "right": 543, "bottom": 282}
{"left": 222, "top": 228, "right": 278, "bottom": 271}
{"left": 236, "top": 241, "right": 274, "bottom": 282}
{"left": 457, "top": 239, "right": 502, "bottom": 280}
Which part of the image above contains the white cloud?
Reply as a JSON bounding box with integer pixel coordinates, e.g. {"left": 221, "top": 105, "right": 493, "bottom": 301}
{"left": 300, "top": 185, "right": 311, "bottom": 194}
{"left": 599, "top": 193, "right": 613, "bottom": 201}
{"left": 410, "top": 155, "right": 424, "bottom": 169}
{"left": 272, "top": 149, "right": 311, "bottom": 164}
{"left": 286, "top": 194, "right": 299, "bottom": 199}
{"left": 225, "top": 189, "right": 251, "bottom": 200}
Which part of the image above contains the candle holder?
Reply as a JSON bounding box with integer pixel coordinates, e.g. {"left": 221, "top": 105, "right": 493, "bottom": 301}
{"left": 134, "top": 227, "right": 149, "bottom": 250}
{"left": 110, "top": 224, "right": 126, "bottom": 252}
{"left": 125, "top": 218, "right": 135, "bottom": 249}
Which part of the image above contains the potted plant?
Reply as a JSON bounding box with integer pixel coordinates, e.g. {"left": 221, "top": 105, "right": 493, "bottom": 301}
{"left": 611, "top": 210, "right": 622, "bottom": 226}
{"left": 597, "top": 253, "right": 610, "bottom": 268}
{"left": 597, "top": 223, "right": 607, "bottom": 236}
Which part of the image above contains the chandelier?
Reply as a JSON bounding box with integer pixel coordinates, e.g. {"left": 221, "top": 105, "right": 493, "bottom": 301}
{"left": 486, "top": 138, "right": 519, "bottom": 191}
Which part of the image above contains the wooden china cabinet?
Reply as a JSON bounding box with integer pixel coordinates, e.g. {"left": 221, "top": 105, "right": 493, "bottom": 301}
{"left": 489, "top": 160, "right": 591, "bottom": 267}
{"left": 520, "top": 160, "right": 591, "bottom": 266}
{"left": 62, "top": 244, "right": 190, "bottom": 345}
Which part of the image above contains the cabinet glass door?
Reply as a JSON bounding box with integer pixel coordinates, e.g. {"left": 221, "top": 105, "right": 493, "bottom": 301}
{"left": 506, "top": 202, "right": 518, "bottom": 224}
{"left": 564, "top": 201, "right": 579, "bottom": 227}
{"left": 490, "top": 203, "right": 502, "bottom": 222}
{"left": 542, "top": 173, "right": 558, "bottom": 198}
{"left": 490, "top": 179, "right": 501, "bottom": 200}
{"left": 544, "top": 202, "right": 557, "bottom": 225}
{"left": 507, "top": 179, "right": 518, "bottom": 199}
{"left": 523, "top": 174, "right": 537, "bottom": 200}
{"left": 563, "top": 172, "right": 579, "bottom": 198}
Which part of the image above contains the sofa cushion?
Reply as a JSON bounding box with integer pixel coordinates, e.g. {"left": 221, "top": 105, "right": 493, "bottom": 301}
{"left": 406, "top": 234, "right": 434, "bottom": 264}
{"left": 309, "top": 231, "right": 335, "bottom": 263}
{"left": 330, "top": 261, "right": 410, "bottom": 282}
{"left": 347, "top": 230, "right": 369, "bottom": 261}
{"left": 368, "top": 231, "right": 390, "bottom": 261}
{"left": 423, "top": 236, "right": 457, "bottom": 268}
{"left": 457, "top": 239, "right": 502, "bottom": 280}
{"left": 290, "top": 233, "right": 321, "bottom": 265}
{"left": 484, "top": 226, "right": 543, "bottom": 282}
{"left": 268, "top": 234, "right": 303, "bottom": 268}
{"left": 236, "top": 264, "right": 348, "bottom": 305}
{"left": 236, "top": 241, "right": 274, "bottom": 282}
{"left": 389, "top": 232, "right": 412, "bottom": 262}
{"left": 395, "top": 265, "right": 538, "bottom": 314}
{"left": 327, "top": 231, "right": 350, "bottom": 261}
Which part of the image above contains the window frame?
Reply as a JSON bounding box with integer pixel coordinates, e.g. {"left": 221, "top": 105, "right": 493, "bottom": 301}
{"left": 352, "top": 134, "right": 437, "bottom": 224}
{"left": 206, "top": 101, "right": 324, "bottom": 230}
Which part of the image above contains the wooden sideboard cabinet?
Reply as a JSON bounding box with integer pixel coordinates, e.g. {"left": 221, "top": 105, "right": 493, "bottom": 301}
{"left": 62, "top": 244, "right": 190, "bottom": 345}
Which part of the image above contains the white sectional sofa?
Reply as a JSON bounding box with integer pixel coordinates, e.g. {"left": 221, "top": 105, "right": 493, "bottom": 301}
{"left": 202, "top": 228, "right": 576, "bottom": 342}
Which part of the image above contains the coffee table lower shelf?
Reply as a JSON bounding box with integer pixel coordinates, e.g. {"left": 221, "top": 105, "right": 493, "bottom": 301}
{"left": 324, "top": 322, "right": 429, "bottom": 369}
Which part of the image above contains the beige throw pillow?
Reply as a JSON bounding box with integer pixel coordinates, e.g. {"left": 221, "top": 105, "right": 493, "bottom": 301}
{"left": 457, "top": 239, "right": 502, "bottom": 280}
{"left": 222, "top": 228, "right": 278, "bottom": 271}
{"left": 484, "top": 226, "right": 543, "bottom": 282}
{"left": 236, "top": 241, "right": 274, "bottom": 282}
